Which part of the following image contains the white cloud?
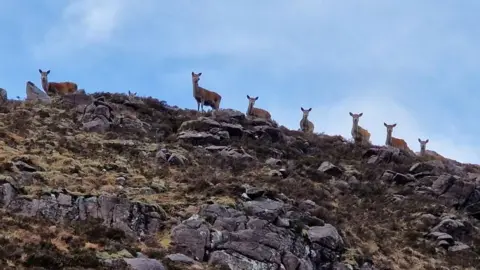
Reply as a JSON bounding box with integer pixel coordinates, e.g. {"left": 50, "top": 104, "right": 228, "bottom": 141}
{"left": 32, "top": 0, "right": 135, "bottom": 59}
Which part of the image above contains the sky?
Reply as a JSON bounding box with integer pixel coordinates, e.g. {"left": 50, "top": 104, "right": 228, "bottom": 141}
{"left": 1, "top": 0, "right": 480, "bottom": 163}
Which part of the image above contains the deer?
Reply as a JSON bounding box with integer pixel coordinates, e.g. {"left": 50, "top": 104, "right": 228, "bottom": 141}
{"left": 246, "top": 95, "right": 272, "bottom": 120}
{"left": 349, "top": 112, "right": 370, "bottom": 144}
{"left": 39, "top": 69, "right": 78, "bottom": 96}
{"left": 384, "top": 123, "right": 414, "bottom": 154}
{"left": 191, "top": 72, "right": 222, "bottom": 113}
{"left": 418, "top": 138, "right": 429, "bottom": 156}
{"left": 300, "top": 107, "right": 314, "bottom": 133}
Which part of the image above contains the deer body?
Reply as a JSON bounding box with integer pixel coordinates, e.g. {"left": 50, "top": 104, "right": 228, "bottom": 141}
{"left": 349, "top": 112, "right": 370, "bottom": 144}
{"left": 191, "top": 72, "right": 222, "bottom": 112}
{"left": 39, "top": 69, "right": 78, "bottom": 96}
{"left": 384, "top": 123, "right": 412, "bottom": 152}
{"left": 300, "top": 107, "right": 314, "bottom": 133}
{"left": 247, "top": 95, "right": 271, "bottom": 120}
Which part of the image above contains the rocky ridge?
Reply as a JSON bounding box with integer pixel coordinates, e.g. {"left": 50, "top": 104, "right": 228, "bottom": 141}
{"left": 0, "top": 90, "right": 479, "bottom": 269}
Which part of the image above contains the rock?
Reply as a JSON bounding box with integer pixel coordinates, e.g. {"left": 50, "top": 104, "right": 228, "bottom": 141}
{"left": 61, "top": 92, "right": 93, "bottom": 107}
{"left": 123, "top": 258, "right": 166, "bottom": 270}
{"left": 431, "top": 174, "right": 456, "bottom": 195}
{"left": 220, "top": 122, "right": 244, "bottom": 137}
{"left": 82, "top": 116, "right": 111, "bottom": 133}
{"left": 242, "top": 198, "right": 285, "bottom": 222}
{"left": 306, "top": 224, "right": 345, "bottom": 251}
{"left": 392, "top": 173, "right": 415, "bottom": 185}
{"left": 266, "top": 157, "right": 282, "bottom": 167}
{"left": 178, "top": 117, "right": 221, "bottom": 132}
{"left": 438, "top": 179, "right": 475, "bottom": 207}
{"left": 431, "top": 218, "right": 467, "bottom": 238}
{"left": 318, "top": 161, "right": 343, "bottom": 177}
{"left": 178, "top": 131, "right": 220, "bottom": 145}
{"left": 25, "top": 81, "right": 51, "bottom": 104}
{"left": 0, "top": 183, "right": 166, "bottom": 237}
{"left": 168, "top": 152, "right": 188, "bottom": 166}
{"left": 208, "top": 250, "right": 278, "bottom": 270}
{"left": 448, "top": 241, "right": 470, "bottom": 252}
{"left": 171, "top": 215, "right": 210, "bottom": 261}
{"left": 165, "top": 253, "right": 195, "bottom": 264}
{"left": 243, "top": 184, "right": 265, "bottom": 199}
{"left": 13, "top": 161, "right": 37, "bottom": 172}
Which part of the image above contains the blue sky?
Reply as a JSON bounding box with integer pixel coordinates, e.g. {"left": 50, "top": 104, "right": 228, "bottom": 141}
{"left": 1, "top": 0, "right": 480, "bottom": 163}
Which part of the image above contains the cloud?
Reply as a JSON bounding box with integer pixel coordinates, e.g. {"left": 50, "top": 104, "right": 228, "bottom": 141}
{"left": 32, "top": 0, "right": 137, "bottom": 60}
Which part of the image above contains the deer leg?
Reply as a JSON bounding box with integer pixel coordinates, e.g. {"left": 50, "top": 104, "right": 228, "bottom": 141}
{"left": 200, "top": 98, "right": 205, "bottom": 113}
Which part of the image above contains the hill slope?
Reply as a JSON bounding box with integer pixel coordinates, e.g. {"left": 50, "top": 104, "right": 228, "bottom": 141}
{"left": 0, "top": 92, "right": 479, "bottom": 270}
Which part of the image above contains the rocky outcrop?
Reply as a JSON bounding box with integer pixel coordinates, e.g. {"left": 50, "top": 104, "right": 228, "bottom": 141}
{"left": 0, "top": 182, "right": 167, "bottom": 237}
{"left": 25, "top": 81, "right": 51, "bottom": 104}
{"left": 80, "top": 97, "right": 116, "bottom": 133}
{"left": 170, "top": 192, "right": 346, "bottom": 270}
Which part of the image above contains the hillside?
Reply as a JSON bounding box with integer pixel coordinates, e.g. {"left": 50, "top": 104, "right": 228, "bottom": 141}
{"left": 0, "top": 91, "right": 479, "bottom": 270}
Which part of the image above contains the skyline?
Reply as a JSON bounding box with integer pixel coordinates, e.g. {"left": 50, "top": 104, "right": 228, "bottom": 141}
{"left": 1, "top": 1, "right": 480, "bottom": 163}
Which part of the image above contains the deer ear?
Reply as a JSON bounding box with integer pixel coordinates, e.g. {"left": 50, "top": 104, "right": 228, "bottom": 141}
{"left": 349, "top": 112, "right": 353, "bottom": 116}
{"left": 359, "top": 113, "right": 363, "bottom": 117}
{"left": 198, "top": 72, "right": 202, "bottom": 76}
{"left": 46, "top": 70, "right": 50, "bottom": 74}
{"left": 191, "top": 72, "right": 194, "bottom": 76}
{"left": 301, "top": 107, "right": 304, "bottom": 111}
{"left": 393, "top": 123, "right": 397, "bottom": 127}
{"left": 308, "top": 108, "right": 312, "bottom": 111}
{"left": 39, "top": 69, "right": 42, "bottom": 73}
{"left": 247, "top": 95, "right": 250, "bottom": 99}
{"left": 384, "top": 122, "right": 387, "bottom": 127}
{"left": 426, "top": 139, "right": 429, "bottom": 143}
{"left": 418, "top": 138, "right": 421, "bottom": 143}
{"left": 255, "top": 97, "right": 258, "bottom": 100}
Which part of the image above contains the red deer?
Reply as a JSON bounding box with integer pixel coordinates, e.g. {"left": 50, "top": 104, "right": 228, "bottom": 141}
{"left": 349, "top": 112, "right": 370, "bottom": 144}
{"left": 246, "top": 95, "right": 271, "bottom": 120}
{"left": 418, "top": 138, "right": 429, "bottom": 156}
{"left": 191, "top": 72, "right": 221, "bottom": 112}
{"left": 300, "top": 107, "right": 314, "bottom": 133}
{"left": 384, "top": 123, "right": 413, "bottom": 153}
{"left": 39, "top": 69, "right": 78, "bottom": 96}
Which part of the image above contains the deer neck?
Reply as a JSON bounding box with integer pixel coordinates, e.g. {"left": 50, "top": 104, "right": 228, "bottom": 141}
{"left": 351, "top": 121, "right": 359, "bottom": 136}
{"left": 420, "top": 146, "right": 426, "bottom": 156}
{"left": 301, "top": 115, "right": 309, "bottom": 129}
{"left": 247, "top": 103, "right": 254, "bottom": 115}
{"left": 386, "top": 131, "right": 392, "bottom": 146}
{"left": 193, "top": 81, "right": 201, "bottom": 97}
{"left": 41, "top": 78, "right": 49, "bottom": 92}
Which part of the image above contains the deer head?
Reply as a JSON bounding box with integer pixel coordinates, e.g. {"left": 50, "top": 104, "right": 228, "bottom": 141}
{"left": 301, "top": 107, "right": 312, "bottom": 118}
{"left": 349, "top": 112, "right": 363, "bottom": 125}
{"left": 191, "top": 71, "right": 202, "bottom": 84}
{"left": 384, "top": 123, "right": 397, "bottom": 134}
{"left": 418, "top": 138, "right": 429, "bottom": 153}
{"left": 39, "top": 69, "right": 50, "bottom": 83}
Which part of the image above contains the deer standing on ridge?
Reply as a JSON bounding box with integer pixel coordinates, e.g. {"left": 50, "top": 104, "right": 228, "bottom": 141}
{"left": 300, "top": 107, "right": 314, "bottom": 133}
{"left": 384, "top": 123, "right": 413, "bottom": 154}
{"left": 349, "top": 112, "right": 370, "bottom": 144}
{"left": 246, "top": 95, "right": 272, "bottom": 120}
{"left": 39, "top": 69, "right": 78, "bottom": 96}
{"left": 418, "top": 138, "right": 429, "bottom": 156}
{"left": 191, "top": 72, "right": 222, "bottom": 113}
